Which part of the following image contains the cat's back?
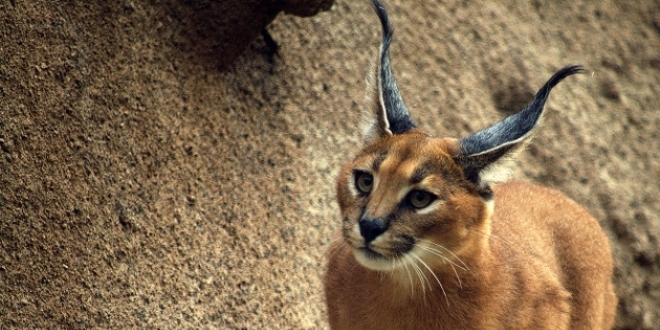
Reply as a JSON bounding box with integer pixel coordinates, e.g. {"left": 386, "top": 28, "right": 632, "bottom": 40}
{"left": 491, "top": 180, "right": 617, "bottom": 329}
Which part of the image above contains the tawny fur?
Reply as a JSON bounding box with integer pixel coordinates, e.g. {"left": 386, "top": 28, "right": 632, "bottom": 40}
{"left": 324, "top": 2, "right": 616, "bottom": 329}
{"left": 325, "top": 134, "right": 617, "bottom": 330}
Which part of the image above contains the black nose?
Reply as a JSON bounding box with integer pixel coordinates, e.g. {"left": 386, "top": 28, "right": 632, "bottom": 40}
{"left": 359, "top": 218, "right": 388, "bottom": 243}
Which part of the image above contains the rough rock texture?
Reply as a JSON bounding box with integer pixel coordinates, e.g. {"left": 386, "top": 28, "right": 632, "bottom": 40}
{"left": 1, "top": 0, "right": 659, "bottom": 329}
{"left": 132, "top": 0, "right": 334, "bottom": 70}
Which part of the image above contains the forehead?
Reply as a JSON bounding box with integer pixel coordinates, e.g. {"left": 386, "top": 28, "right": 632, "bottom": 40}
{"left": 354, "top": 134, "right": 461, "bottom": 181}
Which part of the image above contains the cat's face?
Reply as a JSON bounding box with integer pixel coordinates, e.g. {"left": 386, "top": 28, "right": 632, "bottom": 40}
{"left": 336, "top": 132, "right": 490, "bottom": 271}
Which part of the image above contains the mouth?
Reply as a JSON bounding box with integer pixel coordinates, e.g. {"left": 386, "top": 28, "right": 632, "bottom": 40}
{"left": 352, "top": 245, "right": 401, "bottom": 271}
{"left": 357, "top": 246, "right": 387, "bottom": 260}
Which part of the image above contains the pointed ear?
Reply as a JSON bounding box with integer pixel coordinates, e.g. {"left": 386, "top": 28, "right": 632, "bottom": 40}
{"left": 364, "top": 0, "right": 416, "bottom": 142}
{"left": 453, "top": 65, "right": 584, "bottom": 188}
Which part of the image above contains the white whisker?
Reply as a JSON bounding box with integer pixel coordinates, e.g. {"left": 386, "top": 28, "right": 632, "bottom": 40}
{"left": 325, "top": 237, "right": 348, "bottom": 263}
{"left": 404, "top": 254, "right": 428, "bottom": 298}
{"left": 448, "top": 260, "right": 463, "bottom": 289}
{"left": 397, "top": 255, "right": 415, "bottom": 298}
{"left": 418, "top": 239, "right": 470, "bottom": 272}
{"left": 475, "top": 227, "right": 514, "bottom": 250}
{"left": 414, "top": 244, "right": 464, "bottom": 289}
{"left": 415, "top": 244, "right": 468, "bottom": 272}
{"left": 413, "top": 254, "right": 449, "bottom": 307}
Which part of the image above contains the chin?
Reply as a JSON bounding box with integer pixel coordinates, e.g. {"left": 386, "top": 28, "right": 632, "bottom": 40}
{"left": 352, "top": 247, "right": 402, "bottom": 271}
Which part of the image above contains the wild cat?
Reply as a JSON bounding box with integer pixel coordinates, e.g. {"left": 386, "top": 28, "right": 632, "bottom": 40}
{"left": 323, "top": 1, "right": 617, "bottom": 329}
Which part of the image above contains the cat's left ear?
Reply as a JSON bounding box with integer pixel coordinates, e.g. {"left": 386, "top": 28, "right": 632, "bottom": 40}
{"left": 364, "top": 0, "right": 416, "bottom": 142}
{"left": 453, "top": 65, "right": 584, "bottom": 189}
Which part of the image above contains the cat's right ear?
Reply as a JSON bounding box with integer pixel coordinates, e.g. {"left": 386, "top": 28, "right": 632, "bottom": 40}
{"left": 364, "top": 0, "right": 416, "bottom": 142}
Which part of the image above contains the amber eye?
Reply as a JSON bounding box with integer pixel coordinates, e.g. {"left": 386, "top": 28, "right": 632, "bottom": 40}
{"left": 408, "top": 190, "right": 435, "bottom": 209}
{"left": 355, "top": 172, "right": 374, "bottom": 194}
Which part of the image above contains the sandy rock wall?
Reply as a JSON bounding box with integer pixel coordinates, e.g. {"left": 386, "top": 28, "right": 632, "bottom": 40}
{"left": 1, "top": 0, "right": 659, "bottom": 328}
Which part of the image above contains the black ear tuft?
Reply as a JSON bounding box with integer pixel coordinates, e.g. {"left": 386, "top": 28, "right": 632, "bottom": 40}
{"left": 459, "top": 65, "right": 583, "bottom": 157}
{"left": 455, "top": 65, "right": 584, "bottom": 185}
{"left": 369, "top": 0, "right": 416, "bottom": 137}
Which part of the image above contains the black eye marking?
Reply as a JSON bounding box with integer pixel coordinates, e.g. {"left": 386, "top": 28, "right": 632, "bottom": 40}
{"left": 410, "top": 167, "right": 428, "bottom": 185}
{"left": 406, "top": 189, "right": 437, "bottom": 209}
{"left": 411, "top": 160, "right": 458, "bottom": 185}
{"left": 372, "top": 151, "right": 388, "bottom": 171}
{"left": 354, "top": 171, "right": 374, "bottom": 195}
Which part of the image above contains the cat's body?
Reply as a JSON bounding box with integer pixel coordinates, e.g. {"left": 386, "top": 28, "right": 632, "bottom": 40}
{"left": 326, "top": 180, "right": 616, "bottom": 329}
{"left": 323, "top": 1, "right": 616, "bottom": 329}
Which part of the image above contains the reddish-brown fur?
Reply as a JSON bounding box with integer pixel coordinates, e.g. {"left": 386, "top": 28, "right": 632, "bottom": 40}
{"left": 324, "top": 2, "right": 616, "bottom": 328}
{"left": 325, "top": 133, "right": 617, "bottom": 329}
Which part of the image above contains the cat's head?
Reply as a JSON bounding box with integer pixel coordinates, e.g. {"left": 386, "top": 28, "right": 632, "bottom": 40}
{"left": 336, "top": 0, "right": 583, "bottom": 271}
